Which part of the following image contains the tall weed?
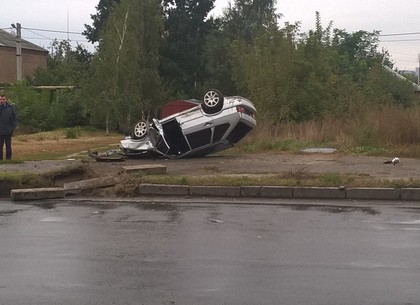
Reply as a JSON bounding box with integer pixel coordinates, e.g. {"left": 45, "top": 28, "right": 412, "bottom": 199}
{"left": 239, "top": 104, "right": 420, "bottom": 156}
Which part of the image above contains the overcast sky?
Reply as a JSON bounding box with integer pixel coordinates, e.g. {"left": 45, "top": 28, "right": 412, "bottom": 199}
{"left": 2, "top": 0, "right": 420, "bottom": 70}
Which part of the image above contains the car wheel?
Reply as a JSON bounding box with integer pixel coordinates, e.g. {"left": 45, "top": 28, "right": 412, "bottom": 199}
{"left": 202, "top": 89, "right": 224, "bottom": 114}
{"left": 131, "top": 120, "right": 149, "bottom": 140}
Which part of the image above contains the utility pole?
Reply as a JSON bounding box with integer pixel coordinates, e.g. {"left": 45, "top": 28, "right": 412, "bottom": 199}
{"left": 12, "top": 23, "right": 23, "bottom": 81}
{"left": 418, "top": 53, "right": 420, "bottom": 85}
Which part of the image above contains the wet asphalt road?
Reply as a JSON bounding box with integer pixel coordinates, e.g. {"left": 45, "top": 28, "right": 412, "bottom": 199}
{"left": 1, "top": 198, "right": 420, "bottom": 305}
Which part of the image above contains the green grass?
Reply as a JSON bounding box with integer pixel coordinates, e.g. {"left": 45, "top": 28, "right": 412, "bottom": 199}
{"left": 129, "top": 172, "right": 420, "bottom": 189}
{"left": 0, "top": 171, "right": 50, "bottom": 186}
{"left": 0, "top": 159, "right": 23, "bottom": 165}
{"left": 4, "top": 122, "right": 420, "bottom": 191}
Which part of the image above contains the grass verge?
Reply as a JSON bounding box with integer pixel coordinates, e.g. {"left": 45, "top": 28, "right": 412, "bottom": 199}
{"left": 3, "top": 128, "right": 420, "bottom": 192}
{"left": 132, "top": 172, "right": 420, "bottom": 189}
{"left": 13, "top": 128, "right": 122, "bottom": 161}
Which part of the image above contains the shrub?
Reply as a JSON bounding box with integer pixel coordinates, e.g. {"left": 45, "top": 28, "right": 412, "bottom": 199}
{"left": 65, "top": 127, "right": 82, "bottom": 139}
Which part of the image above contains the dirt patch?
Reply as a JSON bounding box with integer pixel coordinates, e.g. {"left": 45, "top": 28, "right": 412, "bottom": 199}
{"left": 0, "top": 160, "right": 88, "bottom": 197}
{"left": 1, "top": 152, "right": 419, "bottom": 198}
{"left": 7, "top": 131, "right": 417, "bottom": 183}
{"left": 12, "top": 133, "right": 121, "bottom": 159}
{"left": 2, "top": 153, "right": 419, "bottom": 181}
{"left": 86, "top": 153, "right": 420, "bottom": 181}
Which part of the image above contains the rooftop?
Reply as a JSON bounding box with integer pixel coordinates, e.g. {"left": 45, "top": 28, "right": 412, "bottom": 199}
{"left": 0, "top": 28, "right": 48, "bottom": 53}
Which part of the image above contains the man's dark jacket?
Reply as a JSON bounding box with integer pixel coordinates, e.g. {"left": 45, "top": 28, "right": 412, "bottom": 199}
{"left": 0, "top": 103, "right": 17, "bottom": 135}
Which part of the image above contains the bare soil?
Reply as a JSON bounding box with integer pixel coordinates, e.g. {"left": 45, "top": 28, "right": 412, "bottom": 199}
{"left": 88, "top": 153, "right": 418, "bottom": 181}
{"left": 7, "top": 131, "right": 416, "bottom": 183}
{"left": 2, "top": 152, "right": 418, "bottom": 181}
{"left": 2, "top": 151, "right": 419, "bottom": 198}
{"left": 12, "top": 134, "right": 121, "bottom": 159}
{"left": 2, "top": 132, "right": 419, "bottom": 198}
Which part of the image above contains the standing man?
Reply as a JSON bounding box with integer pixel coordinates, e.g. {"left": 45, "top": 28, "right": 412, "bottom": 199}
{"left": 0, "top": 93, "right": 17, "bottom": 160}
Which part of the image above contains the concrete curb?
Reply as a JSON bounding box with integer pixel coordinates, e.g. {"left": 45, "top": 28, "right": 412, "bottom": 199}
{"left": 64, "top": 177, "right": 116, "bottom": 195}
{"left": 123, "top": 164, "right": 166, "bottom": 175}
{"left": 10, "top": 177, "right": 116, "bottom": 201}
{"left": 9, "top": 183, "right": 420, "bottom": 202}
{"left": 9, "top": 164, "right": 162, "bottom": 201}
{"left": 137, "top": 184, "right": 420, "bottom": 201}
{"left": 10, "top": 187, "right": 65, "bottom": 201}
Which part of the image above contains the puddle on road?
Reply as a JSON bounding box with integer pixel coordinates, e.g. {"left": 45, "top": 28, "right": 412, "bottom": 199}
{"left": 39, "top": 217, "right": 66, "bottom": 222}
{"left": 35, "top": 202, "right": 57, "bottom": 209}
{"left": 0, "top": 209, "right": 21, "bottom": 216}
{"left": 70, "top": 201, "right": 118, "bottom": 210}
{"left": 290, "top": 204, "right": 380, "bottom": 215}
{"left": 403, "top": 209, "right": 420, "bottom": 215}
{"left": 130, "top": 202, "right": 178, "bottom": 212}
{"left": 389, "top": 219, "right": 420, "bottom": 225}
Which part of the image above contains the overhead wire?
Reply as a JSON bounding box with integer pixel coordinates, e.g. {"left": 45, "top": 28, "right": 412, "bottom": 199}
{"left": 23, "top": 28, "right": 54, "bottom": 41}
{"left": 381, "top": 38, "right": 420, "bottom": 42}
{"left": 22, "top": 26, "right": 82, "bottom": 35}
{"left": 379, "top": 31, "right": 420, "bottom": 37}
{"left": 3, "top": 25, "right": 420, "bottom": 63}
{"left": 1, "top": 25, "right": 91, "bottom": 48}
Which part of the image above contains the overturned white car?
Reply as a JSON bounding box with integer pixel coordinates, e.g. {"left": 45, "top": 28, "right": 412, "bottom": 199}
{"left": 119, "top": 89, "right": 257, "bottom": 159}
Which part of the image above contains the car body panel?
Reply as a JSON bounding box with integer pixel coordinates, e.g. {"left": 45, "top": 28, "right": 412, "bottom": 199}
{"left": 119, "top": 92, "right": 256, "bottom": 159}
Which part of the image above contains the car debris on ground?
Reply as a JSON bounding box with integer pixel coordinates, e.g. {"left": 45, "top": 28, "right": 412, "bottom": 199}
{"left": 88, "top": 150, "right": 126, "bottom": 162}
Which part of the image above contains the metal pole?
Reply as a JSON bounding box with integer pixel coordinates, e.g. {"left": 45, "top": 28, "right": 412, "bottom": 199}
{"left": 418, "top": 53, "right": 420, "bottom": 85}
{"left": 16, "top": 23, "right": 22, "bottom": 82}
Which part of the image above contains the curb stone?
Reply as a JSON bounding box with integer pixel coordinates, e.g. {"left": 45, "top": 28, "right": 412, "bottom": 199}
{"left": 11, "top": 187, "right": 65, "bottom": 201}
{"left": 293, "top": 187, "right": 346, "bottom": 199}
{"left": 136, "top": 184, "right": 420, "bottom": 201}
{"left": 9, "top": 183, "right": 420, "bottom": 202}
{"left": 240, "top": 186, "right": 262, "bottom": 197}
{"left": 137, "top": 184, "right": 189, "bottom": 196}
{"left": 64, "top": 177, "right": 116, "bottom": 195}
{"left": 259, "top": 186, "right": 293, "bottom": 198}
{"left": 401, "top": 188, "right": 420, "bottom": 201}
{"left": 190, "top": 185, "right": 241, "bottom": 197}
{"left": 346, "top": 188, "right": 401, "bottom": 200}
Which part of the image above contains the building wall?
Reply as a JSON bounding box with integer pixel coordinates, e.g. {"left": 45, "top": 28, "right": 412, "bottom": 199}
{"left": 0, "top": 46, "right": 48, "bottom": 83}
{"left": 0, "top": 47, "right": 16, "bottom": 83}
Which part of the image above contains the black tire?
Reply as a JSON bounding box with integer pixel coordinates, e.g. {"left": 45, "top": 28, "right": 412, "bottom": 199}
{"left": 131, "top": 120, "right": 149, "bottom": 140}
{"left": 202, "top": 89, "right": 224, "bottom": 114}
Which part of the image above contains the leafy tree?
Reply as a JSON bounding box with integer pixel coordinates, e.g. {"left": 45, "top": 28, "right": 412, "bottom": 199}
{"left": 6, "top": 82, "right": 73, "bottom": 131}
{"left": 31, "top": 40, "right": 92, "bottom": 87}
{"left": 85, "top": 0, "right": 163, "bottom": 133}
{"left": 226, "top": 10, "right": 410, "bottom": 123}
{"left": 364, "top": 65, "right": 417, "bottom": 108}
{"left": 16, "top": 6, "right": 416, "bottom": 133}
{"left": 203, "top": 30, "right": 237, "bottom": 95}
{"left": 204, "top": 0, "right": 280, "bottom": 97}
{"left": 331, "top": 29, "right": 382, "bottom": 82}
{"left": 84, "top": 0, "right": 121, "bottom": 43}
{"left": 230, "top": 23, "right": 298, "bottom": 121}
{"left": 222, "top": 0, "right": 279, "bottom": 44}
{"left": 25, "top": 41, "right": 93, "bottom": 129}
{"left": 160, "top": 0, "right": 216, "bottom": 97}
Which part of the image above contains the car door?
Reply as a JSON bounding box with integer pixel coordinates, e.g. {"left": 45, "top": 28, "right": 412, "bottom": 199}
{"left": 177, "top": 109, "right": 214, "bottom": 150}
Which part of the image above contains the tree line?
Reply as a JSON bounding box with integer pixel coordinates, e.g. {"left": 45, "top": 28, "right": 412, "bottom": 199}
{"left": 6, "top": 0, "right": 419, "bottom": 133}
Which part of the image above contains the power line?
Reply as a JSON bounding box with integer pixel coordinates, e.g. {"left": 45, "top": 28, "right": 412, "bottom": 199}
{"left": 23, "top": 36, "right": 89, "bottom": 43}
{"left": 380, "top": 31, "right": 420, "bottom": 37}
{"left": 380, "top": 38, "right": 420, "bottom": 42}
{"left": 2, "top": 25, "right": 83, "bottom": 36}
{"left": 8, "top": 25, "right": 420, "bottom": 39}
{"left": 22, "top": 26, "right": 82, "bottom": 35}
{"left": 23, "top": 28, "right": 54, "bottom": 41}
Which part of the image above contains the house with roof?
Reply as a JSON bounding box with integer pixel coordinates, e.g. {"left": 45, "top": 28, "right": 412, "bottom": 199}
{"left": 0, "top": 28, "right": 48, "bottom": 84}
